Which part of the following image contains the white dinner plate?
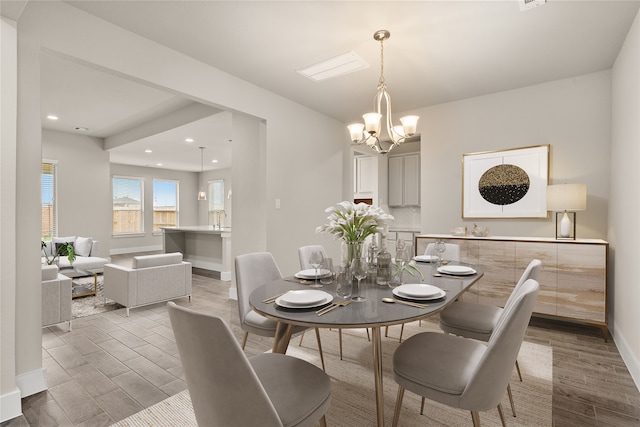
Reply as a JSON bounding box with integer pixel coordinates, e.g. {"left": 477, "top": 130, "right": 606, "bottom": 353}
{"left": 295, "top": 269, "right": 331, "bottom": 279}
{"left": 276, "top": 291, "right": 333, "bottom": 309}
{"left": 413, "top": 255, "right": 438, "bottom": 263}
{"left": 395, "top": 284, "right": 442, "bottom": 298}
{"left": 392, "top": 287, "right": 446, "bottom": 301}
{"left": 437, "top": 265, "right": 477, "bottom": 275}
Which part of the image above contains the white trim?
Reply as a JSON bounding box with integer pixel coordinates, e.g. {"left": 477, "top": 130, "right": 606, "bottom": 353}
{"left": 110, "top": 245, "right": 162, "bottom": 255}
{"left": 613, "top": 321, "right": 640, "bottom": 392}
{"left": 0, "top": 388, "right": 22, "bottom": 423}
{"left": 228, "top": 286, "right": 237, "bottom": 301}
{"left": 15, "top": 367, "right": 47, "bottom": 398}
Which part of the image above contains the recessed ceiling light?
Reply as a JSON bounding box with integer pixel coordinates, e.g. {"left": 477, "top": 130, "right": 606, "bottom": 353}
{"left": 211, "top": 159, "right": 218, "bottom": 163}
{"left": 145, "top": 149, "right": 152, "bottom": 153}
{"left": 73, "top": 126, "right": 90, "bottom": 132}
{"left": 47, "top": 115, "right": 59, "bottom": 120}
{"left": 156, "top": 163, "right": 163, "bottom": 166}
{"left": 185, "top": 138, "right": 194, "bottom": 143}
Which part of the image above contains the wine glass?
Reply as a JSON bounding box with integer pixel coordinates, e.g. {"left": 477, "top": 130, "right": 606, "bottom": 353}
{"left": 351, "top": 258, "right": 368, "bottom": 302}
{"left": 395, "top": 246, "right": 409, "bottom": 286}
{"left": 309, "top": 250, "right": 324, "bottom": 288}
{"left": 434, "top": 240, "right": 447, "bottom": 267}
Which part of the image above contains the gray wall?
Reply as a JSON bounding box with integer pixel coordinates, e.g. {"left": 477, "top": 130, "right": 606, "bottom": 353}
{"left": 42, "top": 130, "right": 111, "bottom": 257}
{"left": 416, "top": 71, "right": 611, "bottom": 240}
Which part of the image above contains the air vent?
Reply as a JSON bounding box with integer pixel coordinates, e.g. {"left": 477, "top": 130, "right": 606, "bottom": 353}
{"left": 519, "top": 0, "right": 546, "bottom": 11}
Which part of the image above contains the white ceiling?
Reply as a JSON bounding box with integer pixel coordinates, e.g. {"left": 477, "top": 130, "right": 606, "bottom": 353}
{"left": 14, "top": 0, "right": 640, "bottom": 171}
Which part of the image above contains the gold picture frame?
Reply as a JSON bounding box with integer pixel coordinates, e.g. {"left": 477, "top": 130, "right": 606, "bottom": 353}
{"left": 462, "top": 145, "right": 550, "bottom": 218}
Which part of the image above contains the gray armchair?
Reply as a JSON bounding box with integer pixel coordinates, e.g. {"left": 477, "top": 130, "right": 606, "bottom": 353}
{"left": 42, "top": 265, "right": 72, "bottom": 330}
{"left": 167, "top": 302, "right": 331, "bottom": 427}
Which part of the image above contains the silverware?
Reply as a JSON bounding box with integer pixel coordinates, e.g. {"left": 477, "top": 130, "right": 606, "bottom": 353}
{"left": 316, "top": 300, "right": 351, "bottom": 316}
{"left": 381, "top": 297, "right": 429, "bottom": 308}
{"left": 262, "top": 291, "right": 289, "bottom": 304}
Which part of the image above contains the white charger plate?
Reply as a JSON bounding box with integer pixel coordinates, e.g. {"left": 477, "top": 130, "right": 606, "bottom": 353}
{"left": 295, "top": 269, "right": 331, "bottom": 279}
{"left": 276, "top": 290, "right": 333, "bottom": 309}
{"left": 437, "top": 265, "right": 476, "bottom": 275}
{"left": 413, "top": 255, "right": 438, "bottom": 263}
{"left": 392, "top": 287, "right": 446, "bottom": 301}
{"left": 395, "top": 284, "right": 442, "bottom": 298}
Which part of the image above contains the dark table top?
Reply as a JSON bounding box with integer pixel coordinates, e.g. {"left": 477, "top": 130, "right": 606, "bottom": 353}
{"left": 250, "top": 262, "right": 484, "bottom": 329}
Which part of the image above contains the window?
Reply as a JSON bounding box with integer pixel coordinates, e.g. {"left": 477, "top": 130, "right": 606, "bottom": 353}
{"left": 208, "top": 179, "right": 225, "bottom": 226}
{"left": 153, "top": 179, "right": 178, "bottom": 232}
{"left": 41, "top": 161, "right": 58, "bottom": 240}
{"left": 113, "top": 176, "right": 144, "bottom": 234}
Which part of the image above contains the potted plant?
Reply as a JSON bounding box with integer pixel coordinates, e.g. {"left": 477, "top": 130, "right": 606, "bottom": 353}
{"left": 41, "top": 241, "right": 76, "bottom": 266}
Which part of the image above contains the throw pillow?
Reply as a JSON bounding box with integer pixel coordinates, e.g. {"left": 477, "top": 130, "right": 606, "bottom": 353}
{"left": 75, "top": 236, "right": 93, "bottom": 257}
{"left": 55, "top": 242, "right": 74, "bottom": 256}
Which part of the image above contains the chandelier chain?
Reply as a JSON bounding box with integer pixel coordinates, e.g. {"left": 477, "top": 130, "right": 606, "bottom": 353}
{"left": 378, "top": 37, "right": 386, "bottom": 86}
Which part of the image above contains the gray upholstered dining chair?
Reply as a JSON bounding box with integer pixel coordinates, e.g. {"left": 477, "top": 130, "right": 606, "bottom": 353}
{"left": 391, "top": 279, "right": 539, "bottom": 427}
{"left": 167, "top": 302, "right": 332, "bottom": 427}
{"left": 438, "top": 259, "right": 542, "bottom": 416}
{"left": 424, "top": 242, "right": 461, "bottom": 261}
{"left": 235, "top": 252, "right": 326, "bottom": 370}
{"left": 298, "top": 245, "right": 328, "bottom": 270}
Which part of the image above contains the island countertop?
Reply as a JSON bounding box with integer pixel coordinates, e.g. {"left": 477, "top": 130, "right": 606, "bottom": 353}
{"left": 161, "top": 225, "right": 231, "bottom": 234}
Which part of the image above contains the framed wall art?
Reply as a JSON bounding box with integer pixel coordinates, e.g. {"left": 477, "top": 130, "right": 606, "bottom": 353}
{"left": 462, "top": 145, "right": 549, "bottom": 218}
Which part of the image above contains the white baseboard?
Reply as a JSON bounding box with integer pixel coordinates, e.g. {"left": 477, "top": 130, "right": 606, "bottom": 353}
{"left": 0, "top": 387, "right": 22, "bottom": 423}
{"left": 613, "top": 321, "right": 640, "bottom": 392}
{"left": 16, "top": 367, "right": 48, "bottom": 398}
{"left": 229, "top": 286, "right": 237, "bottom": 300}
{"left": 110, "top": 245, "right": 163, "bottom": 255}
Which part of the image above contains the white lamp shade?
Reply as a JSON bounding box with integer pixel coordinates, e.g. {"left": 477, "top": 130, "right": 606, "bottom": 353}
{"left": 363, "top": 113, "right": 382, "bottom": 134}
{"left": 400, "top": 115, "right": 419, "bottom": 135}
{"left": 546, "top": 184, "right": 587, "bottom": 211}
{"left": 347, "top": 123, "right": 364, "bottom": 142}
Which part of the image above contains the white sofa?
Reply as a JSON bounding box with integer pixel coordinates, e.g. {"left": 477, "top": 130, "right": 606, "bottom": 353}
{"left": 42, "top": 236, "right": 110, "bottom": 273}
{"left": 103, "top": 252, "right": 192, "bottom": 316}
{"left": 42, "top": 265, "right": 72, "bottom": 330}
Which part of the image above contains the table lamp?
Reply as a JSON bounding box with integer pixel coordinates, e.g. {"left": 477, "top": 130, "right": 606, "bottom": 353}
{"left": 546, "top": 184, "right": 587, "bottom": 240}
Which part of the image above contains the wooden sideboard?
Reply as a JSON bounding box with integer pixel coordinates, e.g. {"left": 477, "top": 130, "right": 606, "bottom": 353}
{"left": 415, "top": 234, "right": 609, "bottom": 340}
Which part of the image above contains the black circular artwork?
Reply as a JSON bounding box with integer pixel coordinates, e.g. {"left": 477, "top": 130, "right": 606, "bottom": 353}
{"left": 478, "top": 164, "right": 530, "bottom": 206}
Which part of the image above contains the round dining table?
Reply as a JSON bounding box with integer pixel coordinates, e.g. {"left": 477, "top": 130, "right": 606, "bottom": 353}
{"left": 250, "top": 261, "right": 484, "bottom": 427}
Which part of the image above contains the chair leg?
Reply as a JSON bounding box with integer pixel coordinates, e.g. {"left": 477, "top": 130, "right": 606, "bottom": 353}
{"left": 507, "top": 383, "right": 516, "bottom": 417}
{"left": 392, "top": 386, "right": 405, "bottom": 427}
{"left": 398, "top": 323, "right": 405, "bottom": 343}
{"left": 385, "top": 326, "right": 389, "bottom": 337}
{"left": 314, "top": 328, "right": 326, "bottom": 371}
{"left": 515, "top": 359, "right": 522, "bottom": 382}
{"left": 420, "top": 397, "right": 425, "bottom": 415}
{"left": 299, "top": 330, "right": 305, "bottom": 346}
{"left": 470, "top": 410, "right": 481, "bottom": 427}
{"left": 241, "top": 331, "right": 249, "bottom": 350}
{"left": 319, "top": 414, "right": 327, "bottom": 427}
{"left": 366, "top": 328, "right": 370, "bottom": 341}
{"left": 339, "top": 329, "right": 343, "bottom": 360}
{"left": 497, "top": 403, "right": 507, "bottom": 427}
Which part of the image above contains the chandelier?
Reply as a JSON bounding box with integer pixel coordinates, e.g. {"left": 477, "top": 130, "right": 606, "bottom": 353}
{"left": 347, "top": 30, "right": 419, "bottom": 154}
{"left": 197, "top": 147, "right": 207, "bottom": 201}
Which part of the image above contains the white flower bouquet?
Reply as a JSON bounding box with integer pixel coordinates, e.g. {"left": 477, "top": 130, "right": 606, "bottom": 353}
{"left": 316, "top": 201, "right": 394, "bottom": 243}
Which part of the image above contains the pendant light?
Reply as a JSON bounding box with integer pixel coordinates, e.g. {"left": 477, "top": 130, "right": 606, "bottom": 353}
{"left": 197, "top": 147, "right": 207, "bottom": 201}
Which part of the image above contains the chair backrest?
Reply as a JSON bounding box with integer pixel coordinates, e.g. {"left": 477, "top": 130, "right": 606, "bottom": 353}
{"left": 298, "top": 245, "right": 328, "bottom": 270}
{"left": 424, "top": 243, "right": 461, "bottom": 261}
{"left": 167, "top": 302, "right": 284, "bottom": 427}
{"left": 505, "top": 259, "right": 542, "bottom": 308}
{"left": 460, "top": 279, "right": 539, "bottom": 411}
{"left": 235, "top": 252, "right": 283, "bottom": 324}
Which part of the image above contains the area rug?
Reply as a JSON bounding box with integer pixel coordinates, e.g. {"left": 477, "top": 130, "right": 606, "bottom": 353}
{"left": 111, "top": 321, "right": 552, "bottom": 426}
{"left": 71, "top": 275, "right": 123, "bottom": 318}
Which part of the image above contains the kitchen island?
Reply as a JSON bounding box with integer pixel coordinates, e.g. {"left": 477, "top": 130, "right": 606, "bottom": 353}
{"left": 161, "top": 226, "right": 231, "bottom": 281}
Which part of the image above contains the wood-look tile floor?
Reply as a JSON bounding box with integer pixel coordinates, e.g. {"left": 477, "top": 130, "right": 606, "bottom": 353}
{"left": 3, "top": 255, "right": 639, "bottom": 426}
